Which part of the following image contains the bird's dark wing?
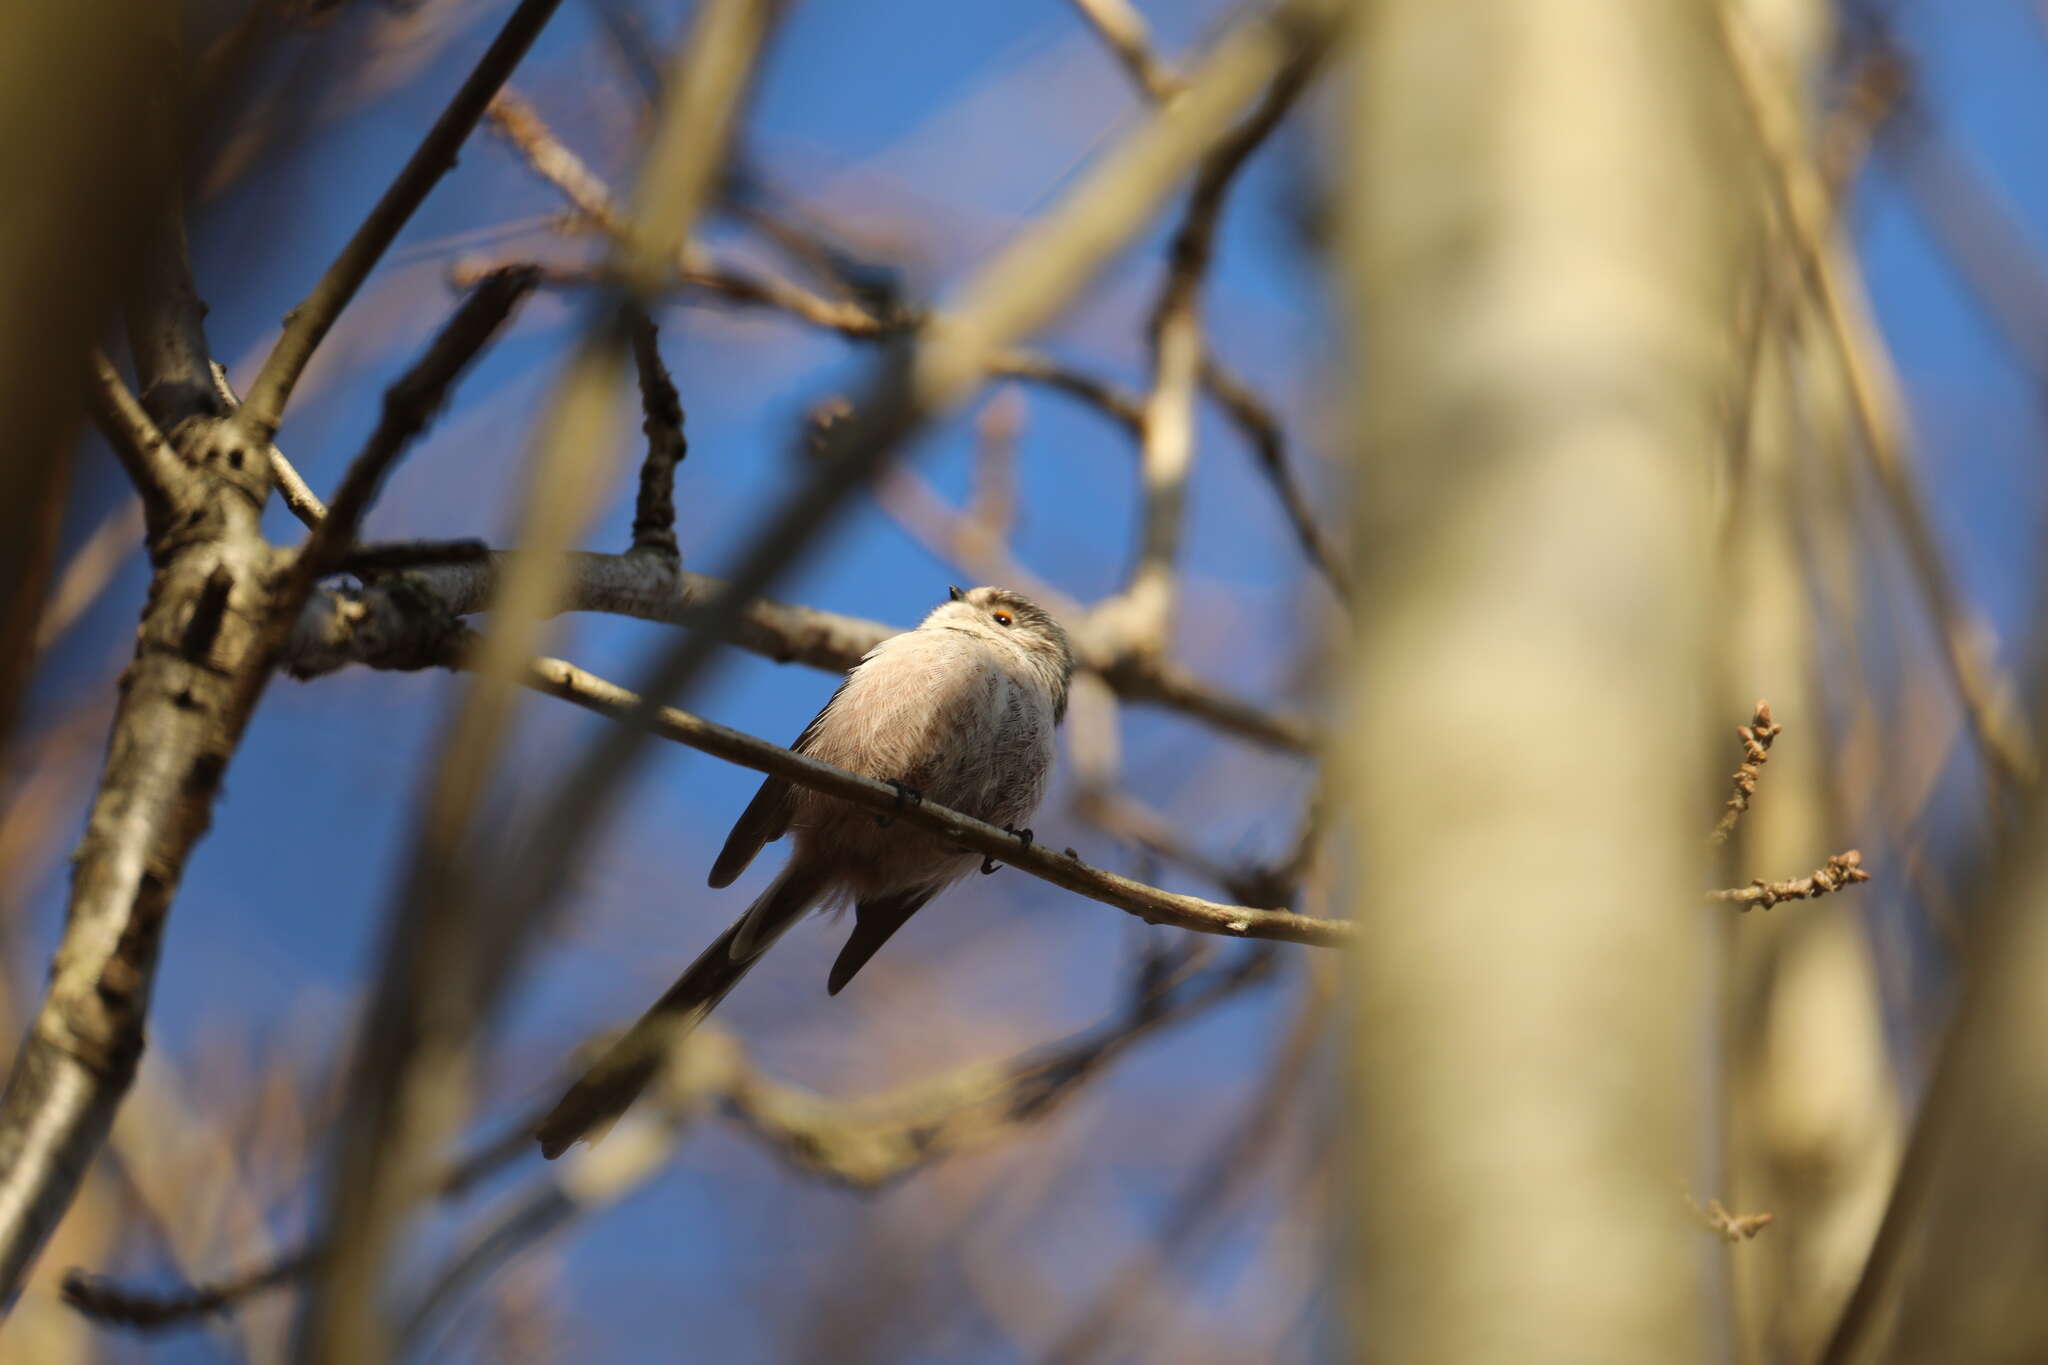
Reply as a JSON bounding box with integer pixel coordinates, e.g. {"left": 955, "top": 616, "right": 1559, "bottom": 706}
{"left": 827, "top": 885, "right": 940, "bottom": 996}
{"left": 707, "top": 679, "right": 850, "bottom": 888}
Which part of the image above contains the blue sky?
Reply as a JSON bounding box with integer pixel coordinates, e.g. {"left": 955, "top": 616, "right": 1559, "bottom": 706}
{"left": 24, "top": 0, "right": 2048, "bottom": 1358}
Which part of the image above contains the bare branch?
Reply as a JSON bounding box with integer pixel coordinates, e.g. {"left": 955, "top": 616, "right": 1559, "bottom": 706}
{"left": 626, "top": 312, "right": 686, "bottom": 561}
{"left": 1707, "top": 850, "right": 1868, "bottom": 910}
{"left": 293, "top": 267, "right": 540, "bottom": 584}
{"left": 1064, "top": 0, "right": 1184, "bottom": 102}
{"left": 209, "top": 362, "right": 326, "bottom": 529}
{"left": 292, "top": 4, "right": 781, "bottom": 1355}
{"left": 236, "top": 0, "right": 565, "bottom": 441}
{"left": 516, "top": 651, "right": 1347, "bottom": 945}
{"left": 68, "top": 947, "right": 1277, "bottom": 1340}
{"left": 477, "top": 0, "right": 1351, "bottom": 1021}
{"left": 285, "top": 553, "right": 1316, "bottom": 753}
{"left": 83, "top": 351, "right": 188, "bottom": 525}
{"left": 1717, "top": 4, "right": 2037, "bottom": 791}
{"left": 1708, "top": 699, "right": 1780, "bottom": 845}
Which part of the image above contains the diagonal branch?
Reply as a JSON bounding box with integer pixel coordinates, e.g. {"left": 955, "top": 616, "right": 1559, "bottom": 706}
{"left": 515, "top": 651, "right": 1347, "bottom": 945}
{"left": 1717, "top": 4, "right": 2036, "bottom": 792}
{"left": 626, "top": 311, "right": 686, "bottom": 562}
{"left": 65, "top": 944, "right": 1278, "bottom": 1341}
{"left": 285, "top": 553, "right": 1317, "bottom": 753}
{"left": 235, "top": 0, "right": 565, "bottom": 442}
{"left": 83, "top": 350, "right": 190, "bottom": 529}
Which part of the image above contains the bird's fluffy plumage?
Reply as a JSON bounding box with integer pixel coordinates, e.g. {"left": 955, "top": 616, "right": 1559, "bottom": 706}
{"left": 537, "top": 586, "right": 1074, "bottom": 1157}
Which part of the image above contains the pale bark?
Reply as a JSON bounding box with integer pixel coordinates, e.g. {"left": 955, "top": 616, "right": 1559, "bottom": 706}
{"left": 1340, "top": 4, "right": 1748, "bottom": 1360}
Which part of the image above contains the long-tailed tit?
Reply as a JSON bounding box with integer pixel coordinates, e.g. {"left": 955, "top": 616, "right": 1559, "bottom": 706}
{"left": 537, "top": 585, "right": 1074, "bottom": 1156}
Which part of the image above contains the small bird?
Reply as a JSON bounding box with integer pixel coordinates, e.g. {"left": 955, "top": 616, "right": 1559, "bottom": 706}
{"left": 537, "top": 585, "right": 1074, "bottom": 1156}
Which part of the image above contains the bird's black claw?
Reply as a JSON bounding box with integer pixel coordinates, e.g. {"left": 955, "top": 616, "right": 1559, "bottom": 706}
{"left": 982, "top": 827, "right": 1032, "bottom": 875}
{"left": 877, "top": 782, "right": 924, "bottom": 828}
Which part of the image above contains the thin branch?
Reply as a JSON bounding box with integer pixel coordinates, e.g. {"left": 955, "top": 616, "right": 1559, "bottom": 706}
{"left": 1199, "top": 358, "right": 1351, "bottom": 599}
{"left": 62, "top": 1250, "right": 315, "bottom": 1331}
{"left": 483, "top": 0, "right": 1350, "bottom": 1006}
{"left": 486, "top": 89, "right": 623, "bottom": 231}
{"left": 626, "top": 312, "right": 685, "bottom": 561}
{"left": 1684, "top": 1189, "right": 1775, "bottom": 1244}
{"left": 291, "top": 5, "right": 779, "bottom": 1355}
{"left": 518, "top": 650, "right": 1347, "bottom": 945}
{"left": 285, "top": 553, "right": 1317, "bottom": 753}
{"left": 236, "top": 0, "right": 565, "bottom": 441}
{"left": 209, "top": 363, "right": 326, "bottom": 529}
{"left": 1707, "top": 850, "right": 1868, "bottom": 910}
{"left": 1717, "top": 3, "right": 2037, "bottom": 791}
{"left": 1064, "top": 0, "right": 1184, "bottom": 102}
{"left": 339, "top": 539, "right": 492, "bottom": 575}
{"left": 84, "top": 351, "right": 187, "bottom": 524}
{"left": 1082, "top": 27, "right": 1348, "bottom": 601}
{"left": 69, "top": 946, "right": 1277, "bottom": 1338}
{"left": 294, "top": 267, "right": 540, "bottom": 585}
{"left": 1708, "top": 699, "right": 1780, "bottom": 845}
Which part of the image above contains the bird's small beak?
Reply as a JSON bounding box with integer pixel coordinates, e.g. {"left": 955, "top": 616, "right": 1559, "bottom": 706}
{"left": 947, "top": 585, "right": 964, "bottom": 602}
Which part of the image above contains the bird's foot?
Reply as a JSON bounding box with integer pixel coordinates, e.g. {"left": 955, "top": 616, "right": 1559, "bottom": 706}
{"left": 982, "top": 826, "right": 1033, "bottom": 875}
{"left": 877, "top": 782, "right": 924, "bottom": 828}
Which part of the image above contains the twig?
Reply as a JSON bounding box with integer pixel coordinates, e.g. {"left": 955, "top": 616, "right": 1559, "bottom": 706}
{"left": 294, "top": 267, "right": 541, "bottom": 585}
{"left": 235, "top": 0, "right": 565, "bottom": 442}
{"left": 517, "top": 650, "right": 1347, "bottom": 946}
{"left": 1717, "top": 3, "right": 2037, "bottom": 791}
{"left": 209, "top": 362, "right": 327, "bottom": 529}
{"left": 626, "top": 312, "right": 685, "bottom": 561}
{"left": 1684, "top": 1190, "right": 1775, "bottom": 1244}
{"left": 290, "top": 6, "right": 780, "bottom": 1357}
{"left": 286, "top": 554, "right": 1317, "bottom": 754}
{"left": 84, "top": 350, "right": 184, "bottom": 526}
{"left": 69, "top": 947, "right": 1276, "bottom": 1338}
{"left": 339, "top": 539, "right": 492, "bottom": 575}
{"left": 62, "top": 1250, "right": 316, "bottom": 1330}
{"left": 486, "top": 90, "right": 623, "bottom": 231}
{"left": 1198, "top": 359, "right": 1352, "bottom": 600}
{"left": 487, "top": 0, "right": 1350, "bottom": 1020}
{"left": 1080, "top": 24, "right": 1348, "bottom": 600}
{"left": 1709, "top": 699, "right": 1780, "bottom": 845}
{"left": 1707, "top": 850, "right": 1868, "bottom": 910}
{"left": 1064, "top": 0, "right": 1184, "bottom": 102}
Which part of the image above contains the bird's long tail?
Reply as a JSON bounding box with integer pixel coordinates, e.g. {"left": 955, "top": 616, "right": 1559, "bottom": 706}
{"left": 535, "top": 861, "right": 830, "bottom": 1158}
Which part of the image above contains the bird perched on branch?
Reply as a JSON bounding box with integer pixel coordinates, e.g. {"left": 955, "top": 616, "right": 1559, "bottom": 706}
{"left": 537, "top": 585, "right": 1074, "bottom": 1157}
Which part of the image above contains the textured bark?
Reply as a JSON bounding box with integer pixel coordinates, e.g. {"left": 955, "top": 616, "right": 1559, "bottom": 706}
{"left": 1339, "top": 4, "right": 1748, "bottom": 1360}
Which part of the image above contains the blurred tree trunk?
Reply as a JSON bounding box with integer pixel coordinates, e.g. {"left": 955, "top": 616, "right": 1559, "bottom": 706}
{"left": 1339, "top": 4, "right": 1748, "bottom": 1360}
{"left": 0, "top": 0, "right": 170, "bottom": 1345}
{"left": 1718, "top": 8, "right": 1901, "bottom": 1363}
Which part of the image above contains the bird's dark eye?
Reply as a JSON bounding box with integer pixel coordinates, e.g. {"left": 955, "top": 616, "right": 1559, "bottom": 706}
{"left": 992, "top": 611, "right": 1013, "bottom": 627}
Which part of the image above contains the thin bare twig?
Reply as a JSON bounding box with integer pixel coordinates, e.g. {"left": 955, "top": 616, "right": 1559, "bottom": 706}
{"left": 518, "top": 651, "right": 1346, "bottom": 946}
{"left": 1707, "top": 850, "right": 1868, "bottom": 910}
{"left": 1080, "top": 23, "right": 1349, "bottom": 601}
{"left": 291, "top": 267, "right": 540, "bottom": 587}
{"left": 67, "top": 947, "right": 1277, "bottom": 1338}
{"left": 209, "top": 362, "right": 327, "bottom": 529}
{"left": 626, "top": 312, "right": 686, "bottom": 561}
{"left": 84, "top": 350, "right": 184, "bottom": 528}
{"left": 1684, "top": 1189, "right": 1775, "bottom": 1244}
{"left": 1064, "top": 0, "right": 1184, "bottom": 102}
{"left": 291, "top": 6, "right": 779, "bottom": 1356}
{"left": 488, "top": 0, "right": 1350, "bottom": 1027}
{"left": 1709, "top": 699, "right": 1780, "bottom": 845}
{"left": 1717, "top": 4, "right": 2037, "bottom": 791}
{"left": 287, "top": 553, "right": 1317, "bottom": 753}
{"left": 236, "top": 0, "right": 565, "bottom": 442}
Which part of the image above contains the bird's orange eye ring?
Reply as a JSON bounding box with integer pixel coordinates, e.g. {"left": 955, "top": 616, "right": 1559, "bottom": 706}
{"left": 992, "top": 611, "right": 1013, "bottom": 627}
